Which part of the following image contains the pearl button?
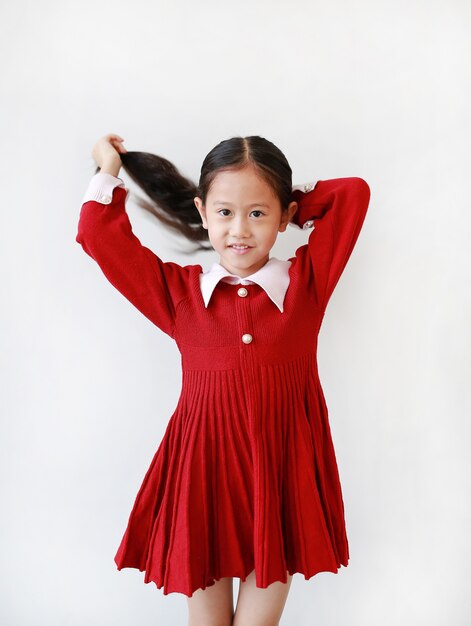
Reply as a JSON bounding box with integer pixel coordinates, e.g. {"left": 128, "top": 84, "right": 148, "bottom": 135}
{"left": 237, "top": 287, "right": 248, "bottom": 297}
{"left": 303, "top": 183, "right": 314, "bottom": 192}
{"left": 100, "top": 194, "right": 112, "bottom": 204}
{"left": 242, "top": 333, "right": 253, "bottom": 344}
{"left": 302, "top": 219, "right": 314, "bottom": 229}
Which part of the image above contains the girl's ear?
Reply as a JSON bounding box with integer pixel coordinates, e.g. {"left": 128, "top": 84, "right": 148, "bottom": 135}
{"left": 194, "top": 197, "right": 208, "bottom": 229}
{"left": 278, "top": 201, "right": 298, "bottom": 232}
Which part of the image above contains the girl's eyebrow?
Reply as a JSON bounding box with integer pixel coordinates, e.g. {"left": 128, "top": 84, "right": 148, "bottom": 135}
{"left": 213, "top": 201, "right": 270, "bottom": 208}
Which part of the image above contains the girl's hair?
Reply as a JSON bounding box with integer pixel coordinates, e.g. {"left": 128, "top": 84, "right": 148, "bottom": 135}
{"left": 98, "top": 135, "right": 294, "bottom": 253}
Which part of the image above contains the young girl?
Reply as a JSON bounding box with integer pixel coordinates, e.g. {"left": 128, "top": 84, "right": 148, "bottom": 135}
{"left": 76, "top": 133, "right": 370, "bottom": 626}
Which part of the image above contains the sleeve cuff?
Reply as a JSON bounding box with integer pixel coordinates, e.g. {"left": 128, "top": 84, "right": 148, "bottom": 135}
{"left": 81, "top": 172, "right": 129, "bottom": 205}
{"left": 288, "top": 220, "right": 315, "bottom": 230}
{"left": 288, "top": 181, "right": 318, "bottom": 229}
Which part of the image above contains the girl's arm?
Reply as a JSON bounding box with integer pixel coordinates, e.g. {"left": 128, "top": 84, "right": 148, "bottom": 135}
{"left": 290, "top": 177, "right": 371, "bottom": 312}
{"left": 76, "top": 170, "right": 191, "bottom": 339}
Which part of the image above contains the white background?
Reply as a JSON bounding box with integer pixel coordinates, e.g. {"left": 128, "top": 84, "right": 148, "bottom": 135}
{"left": 1, "top": 0, "right": 470, "bottom": 624}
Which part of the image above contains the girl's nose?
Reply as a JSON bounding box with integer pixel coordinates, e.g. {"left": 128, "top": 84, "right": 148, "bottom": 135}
{"left": 230, "top": 217, "right": 250, "bottom": 238}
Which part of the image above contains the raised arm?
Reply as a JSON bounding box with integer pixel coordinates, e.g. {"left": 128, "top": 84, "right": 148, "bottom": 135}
{"left": 76, "top": 171, "right": 192, "bottom": 338}
{"left": 289, "top": 177, "right": 371, "bottom": 312}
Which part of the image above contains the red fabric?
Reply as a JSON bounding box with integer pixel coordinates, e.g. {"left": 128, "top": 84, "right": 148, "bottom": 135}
{"left": 76, "top": 177, "right": 371, "bottom": 597}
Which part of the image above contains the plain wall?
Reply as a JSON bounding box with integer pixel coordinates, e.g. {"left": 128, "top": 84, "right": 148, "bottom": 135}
{"left": 1, "top": 0, "right": 470, "bottom": 624}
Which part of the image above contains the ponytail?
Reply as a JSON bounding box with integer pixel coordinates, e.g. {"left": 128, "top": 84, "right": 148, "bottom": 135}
{"left": 96, "top": 150, "right": 212, "bottom": 252}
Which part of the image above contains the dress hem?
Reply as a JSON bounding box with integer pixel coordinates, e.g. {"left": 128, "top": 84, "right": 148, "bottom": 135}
{"left": 114, "top": 557, "right": 350, "bottom": 597}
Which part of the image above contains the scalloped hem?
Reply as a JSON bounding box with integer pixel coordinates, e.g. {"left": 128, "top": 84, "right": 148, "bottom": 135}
{"left": 115, "top": 559, "right": 349, "bottom": 597}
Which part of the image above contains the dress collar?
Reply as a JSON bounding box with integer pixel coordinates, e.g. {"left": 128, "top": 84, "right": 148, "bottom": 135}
{"left": 199, "top": 257, "right": 292, "bottom": 313}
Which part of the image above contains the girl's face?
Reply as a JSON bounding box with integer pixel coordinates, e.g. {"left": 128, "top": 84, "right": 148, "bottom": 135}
{"left": 194, "top": 166, "right": 298, "bottom": 278}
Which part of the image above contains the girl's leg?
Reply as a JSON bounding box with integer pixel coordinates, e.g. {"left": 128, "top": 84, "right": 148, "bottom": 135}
{"left": 232, "top": 570, "right": 293, "bottom": 626}
{"left": 186, "top": 576, "right": 235, "bottom": 626}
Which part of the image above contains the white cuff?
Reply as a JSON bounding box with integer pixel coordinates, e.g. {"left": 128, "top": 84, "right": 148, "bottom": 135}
{"left": 289, "top": 180, "right": 317, "bottom": 229}
{"left": 292, "top": 181, "right": 317, "bottom": 193}
{"left": 81, "top": 172, "right": 129, "bottom": 205}
{"left": 288, "top": 220, "right": 315, "bottom": 230}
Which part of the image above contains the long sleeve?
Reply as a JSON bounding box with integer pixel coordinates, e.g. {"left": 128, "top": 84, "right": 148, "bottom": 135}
{"left": 290, "top": 177, "right": 371, "bottom": 312}
{"left": 75, "top": 173, "right": 192, "bottom": 338}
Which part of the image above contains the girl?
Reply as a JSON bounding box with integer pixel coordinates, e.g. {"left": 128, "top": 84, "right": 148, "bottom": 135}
{"left": 76, "top": 133, "right": 370, "bottom": 626}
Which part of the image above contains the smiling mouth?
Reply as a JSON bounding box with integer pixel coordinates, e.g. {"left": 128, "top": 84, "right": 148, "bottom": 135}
{"left": 228, "top": 244, "right": 253, "bottom": 249}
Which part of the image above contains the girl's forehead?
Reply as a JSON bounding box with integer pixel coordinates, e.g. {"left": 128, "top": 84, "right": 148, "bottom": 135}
{"left": 208, "top": 168, "right": 275, "bottom": 201}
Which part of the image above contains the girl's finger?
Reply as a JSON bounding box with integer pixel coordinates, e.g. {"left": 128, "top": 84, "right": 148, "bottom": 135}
{"left": 113, "top": 139, "right": 127, "bottom": 152}
{"left": 111, "top": 140, "right": 127, "bottom": 154}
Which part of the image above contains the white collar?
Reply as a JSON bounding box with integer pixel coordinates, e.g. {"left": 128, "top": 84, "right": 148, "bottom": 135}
{"left": 199, "top": 257, "right": 291, "bottom": 313}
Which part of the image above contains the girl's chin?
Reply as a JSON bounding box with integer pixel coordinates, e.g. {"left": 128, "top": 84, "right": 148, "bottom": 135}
{"left": 219, "top": 253, "right": 269, "bottom": 275}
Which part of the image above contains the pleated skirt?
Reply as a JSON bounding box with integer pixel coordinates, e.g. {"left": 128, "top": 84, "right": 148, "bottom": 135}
{"left": 114, "top": 351, "right": 349, "bottom": 596}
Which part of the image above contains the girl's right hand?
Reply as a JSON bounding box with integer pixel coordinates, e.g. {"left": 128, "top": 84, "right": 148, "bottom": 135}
{"left": 91, "top": 133, "right": 127, "bottom": 169}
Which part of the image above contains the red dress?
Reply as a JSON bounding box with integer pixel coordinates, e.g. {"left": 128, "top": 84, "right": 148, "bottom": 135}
{"left": 76, "top": 176, "right": 371, "bottom": 597}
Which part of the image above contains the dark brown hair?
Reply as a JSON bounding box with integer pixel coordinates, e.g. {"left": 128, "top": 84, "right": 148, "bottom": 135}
{"left": 99, "top": 135, "right": 294, "bottom": 253}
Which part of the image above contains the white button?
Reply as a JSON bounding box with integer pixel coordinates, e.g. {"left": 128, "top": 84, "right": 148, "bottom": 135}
{"left": 303, "top": 183, "right": 314, "bottom": 192}
{"left": 100, "top": 194, "right": 112, "bottom": 204}
{"left": 302, "top": 220, "right": 314, "bottom": 229}
{"left": 237, "top": 287, "right": 248, "bottom": 297}
{"left": 242, "top": 333, "right": 253, "bottom": 344}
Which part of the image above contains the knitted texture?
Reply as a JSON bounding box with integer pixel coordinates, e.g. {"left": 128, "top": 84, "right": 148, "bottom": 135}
{"left": 76, "top": 177, "right": 371, "bottom": 597}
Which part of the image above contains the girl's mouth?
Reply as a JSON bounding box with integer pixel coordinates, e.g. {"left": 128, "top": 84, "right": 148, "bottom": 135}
{"left": 228, "top": 244, "right": 253, "bottom": 255}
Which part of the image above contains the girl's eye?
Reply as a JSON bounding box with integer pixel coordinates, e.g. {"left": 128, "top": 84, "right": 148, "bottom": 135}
{"left": 217, "top": 209, "right": 265, "bottom": 218}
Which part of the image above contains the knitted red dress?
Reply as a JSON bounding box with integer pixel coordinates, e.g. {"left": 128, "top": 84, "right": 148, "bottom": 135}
{"left": 76, "top": 176, "right": 370, "bottom": 597}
